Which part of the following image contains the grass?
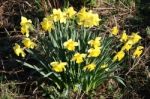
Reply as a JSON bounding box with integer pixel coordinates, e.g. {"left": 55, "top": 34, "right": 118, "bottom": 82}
{"left": 0, "top": 80, "right": 18, "bottom": 99}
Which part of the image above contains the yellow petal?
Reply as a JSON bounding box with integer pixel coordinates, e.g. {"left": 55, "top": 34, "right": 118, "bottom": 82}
{"left": 88, "top": 47, "right": 101, "bottom": 57}
{"left": 113, "top": 50, "right": 125, "bottom": 61}
{"left": 133, "top": 46, "right": 144, "bottom": 58}
{"left": 13, "top": 43, "right": 26, "bottom": 57}
{"left": 83, "top": 63, "right": 96, "bottom": 71}
{"left": 120, "top": 31, "right": 128, "bottom": 42}
{"left": 111, "top": 26, "right": 119, "bottom": 36}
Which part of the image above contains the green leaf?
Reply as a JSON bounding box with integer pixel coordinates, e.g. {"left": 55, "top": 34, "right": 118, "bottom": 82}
{"left": 44, "top": 72, "right": 53, "bottom": 77}
{"left": 113, "top": 76, "right": 126, "bottom": 86}
{"left": 16, "top": 60, "right": 35, "bottom": 69}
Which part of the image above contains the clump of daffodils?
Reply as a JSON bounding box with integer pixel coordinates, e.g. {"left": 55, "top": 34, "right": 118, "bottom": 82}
{"left": 13, "top": 16, "right": 36, "bottom": 57}
{"left": 110, "top": 26, "right": 144, "bottom": 62}
{"left": 13, "top": 7, "right": 144, "bottom": 95}
{"left": 13, "top": 38, "right": 36, "bottom": 58}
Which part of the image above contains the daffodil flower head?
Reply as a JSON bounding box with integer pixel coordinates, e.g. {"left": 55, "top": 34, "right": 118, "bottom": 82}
{"left": 121, "top": 40, "right": 133, "bottom": 51}
{"left": 20, "top": 16, "right": 33, "bottom": 37}
{"left": 20, "top": 16, "right": 32, "bottom": 26}
{"left": 22, "top": 38, "right": 36, "bottom": 49}
{"left": 88, "top": 37, "right": 101, "bottom": 48}
{"left": 77, "top": 7, "right": 100, "bottom": 27}
{"left": 129, "top": 32, "right": 142, "bottom": 44}
{"left": 113, "top": 50, "right": 125, "bottom": 62}
{"left": 50, "top": 61, "right": 67, "bottom": 72}
{"left": 41, "top": 18, "right": 54, "bottom": 32}
{"left": 77, "top": 8, "right": 88, "bottom": 26}
{"left": 52, "top": 9, "right": 62, "bottom": 22}
{"left": 120, "top": 30, "right": 128, "bottom": 42}
{"left": 88, "top": 10, "right": 101, "bottom": 26}
{"left": 63, "top": 39, "right": 78, "bottom": 51}
{"left": 111, "top": 26, "right": 119, "bottom": 36}
{"left": 65, "top": 7, "right": 76, "bottom": 19}
{"left": 88, "top": 47, "right": 101, "bottom": 57}
{"left": 21, "top": 25, "right": 30, "bottom": 37}
{"left": 83, "top": 63, "right": 96, "bottom": 71}
{"left": 52, "top": 9, "right": 66, "bottom": 23}
{"left": 77, "top": 7, "right": 87, "bottom": 19}
{"left": 13, "top": 43, "right": 26, "bottom": 57}
{"left": 133, "top": 46, "right": 144, "bottom": 58}
{"left": 71, "top": 53, "right": 86, "bottom": 64}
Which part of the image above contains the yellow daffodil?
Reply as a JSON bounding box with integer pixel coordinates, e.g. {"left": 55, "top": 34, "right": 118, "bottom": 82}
{"left": 133, "top": 46, "right": 144, "bottom": 58}
{"left": 65, "top": 7, "right": 76, "bottom": 19}
{"left": 101, "top": 64, "right": 109, "bottom": 71}
{"left": 121, "top": 33, "right": 142, "bottom": 51}
{"left": 111, "top": 26, "right": 119, "bottom": 36}
{"left": 121, "top": 40, "right": 133, "bottom": 51}
{"left": 88, "top": 47, "right": 101, "bottom": 57}
{"left": 13, "top": 43, "right": 26, "bottom": 57}
{"left": 50, "top": 61, "right": 67, "bottom": 72}
{"left": 20, "top": 16, "right": 33, "bottom": 37}
{"left": 113, "top": 50, "right": 125, "bottom": 61}
{"left": 22, "top": 38, "right": 36, "bottom": 49}
{"left": 93, "top": 13, "right": 101, "bottom": 26}
{"left": 52, "top": 9, "right": 66, "bottom": 23}
{"left": 83, "top": 63, "right": 96, "bottom": 71}
{"left": 20, "top": 16, "right": 32, "bottom": 26}
{"left": 63, "top": 39, "right": 78, "bottom": 51}
{"left": 86, "top": 10, "right": 100, "bottom": 27}
{"left": 129, "top": 33, "right": 142, "bottom": 44}
{"left": 71, "top": 53, "right": 86, "bottom": 64}
{"left": 88, "top": 37, "right": 101, "bottom": 48}
{"left": 41, "top": 18, "right": 53, "bottom": 32}
{"left": 77, "top": 8, "right": 100, "bottom": 27}
{"left": 21, "top": 25, "right": 30, "bottom": 37}
{"left": 120, "top": 31, "right": 128, "bottom": 42}
{"left": 77, "top": 7, "right": 87, "bottom": 21}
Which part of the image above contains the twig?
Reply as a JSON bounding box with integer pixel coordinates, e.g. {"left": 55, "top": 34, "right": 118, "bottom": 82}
{"left": 0, "top": 70, "right": 24, "bottom": 74}
{"left": 2, "top": 82, "right": 26, "bottom": 85}
{"left": 93, "top": 8, "right": 115, "bottom": 10}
